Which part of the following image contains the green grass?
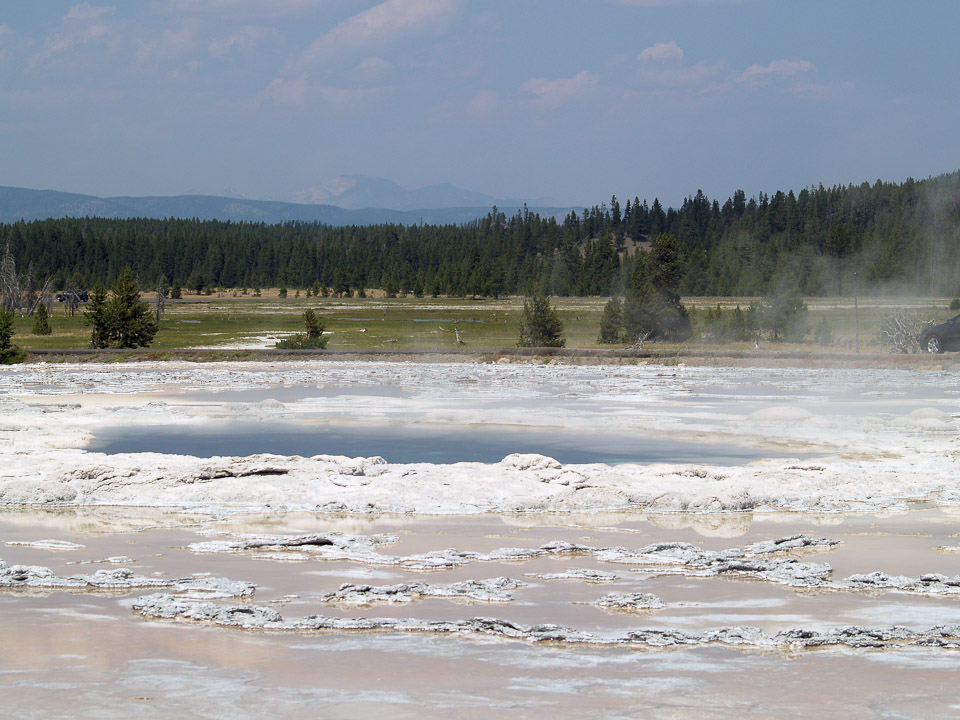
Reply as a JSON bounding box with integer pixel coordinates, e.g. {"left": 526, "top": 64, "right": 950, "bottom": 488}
{"left": 9, "top": 294, "right": 957, "bottom": 353}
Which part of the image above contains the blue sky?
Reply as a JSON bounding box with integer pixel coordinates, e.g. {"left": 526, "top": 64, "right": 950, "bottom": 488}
{"left": 1, "top": 0, "right": 958, "bottom": 207}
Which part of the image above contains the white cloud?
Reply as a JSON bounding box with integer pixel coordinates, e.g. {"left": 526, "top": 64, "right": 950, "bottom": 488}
{"left": 32, "top": 3, "right": 118, "bottom": 65}
{"left": 261, "top": 74, "right": 310, "bottom": 107}
{"left": 738, "top": 58, "right": 814, "bottom": 86}
{"left": 521, "top": 71, "right": 597, "bottom": 107}
{"left": 208, "top": 25, "right": 280, "bottom": 58}
{"left": 651, "top": 62, "right": 724, "bottom": 89}
{"left": 639, "top": 41, "right": 683, "bottom": 63}
{"left": 299, "top": 0, "right": 463, "bottom": 63}
{"left": 63, "top": 3, "right": 112, "bottom": 23}
{"left": 134, "top": 20, "right": 202, "bottom": 71}
{"left": 632, "top": 50, "right": 724, "bottom": 90}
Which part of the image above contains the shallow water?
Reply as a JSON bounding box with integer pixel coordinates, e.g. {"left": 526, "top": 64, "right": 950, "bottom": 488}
{"left": 86, "top": 420, "right": 799, "bottom": 465}
{"left": 4, "top": 360, "right": 960, "bottom": 716}
{"left": 5, "top": 507, "right": 960, "bottom": 718}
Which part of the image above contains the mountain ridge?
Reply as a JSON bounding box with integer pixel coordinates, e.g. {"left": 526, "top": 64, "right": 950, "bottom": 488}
{"left": 0, "top": 185, "right": 576, "bottom": 226}
{"left": 288, "top": 175, "right": 527, "bottom": 211}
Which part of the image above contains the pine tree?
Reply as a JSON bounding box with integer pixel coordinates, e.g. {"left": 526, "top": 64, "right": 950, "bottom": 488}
{"left": 303, "top": 309, "right": 323, "bottom": 340}
{"left": 85, "top": 283, "right": 111, "bottom": 348}
{"left": 517, "top": 292, "right": 565, "bottom": 347}
{"left": 32, "top": 302, "right": 52, "bottom": 335}
{"left": 109, "top": 267, "right": 158, "bottom": 348}
{"left": 758, "top": 284, "right": 808, "bottom": 341}
{"left": 0, "top": 309, "right": 25, "bottom": 364}
{"left": 615, "top": 234, "right": 691, "bottom": 342}
{"left": 275, "top": 309, "right": 329, "bottom": 349}
{"left": 85, "top": 269, "right": 158, "bottom": 348}
{"left": 598, "top": 297, "right": 623, "bottom": 343}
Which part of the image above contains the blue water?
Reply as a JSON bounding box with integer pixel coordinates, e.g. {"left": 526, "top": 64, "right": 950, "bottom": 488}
{"left": 87, "top": 421, "right": 803, "bottom": 465}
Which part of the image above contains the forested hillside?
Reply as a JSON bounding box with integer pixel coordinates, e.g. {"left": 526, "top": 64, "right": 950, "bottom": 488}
{"left": 2, "top": 172, "right": 958, "bottom": 298}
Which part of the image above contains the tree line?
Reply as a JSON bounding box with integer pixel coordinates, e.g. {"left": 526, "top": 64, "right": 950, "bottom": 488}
{"left": 0, "top": 171, "right": 957, "bottom": 299}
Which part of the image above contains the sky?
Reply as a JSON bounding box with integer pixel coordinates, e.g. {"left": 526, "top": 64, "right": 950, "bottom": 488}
{"left": 1, "top": 0, "right": 959, "bottom": 208}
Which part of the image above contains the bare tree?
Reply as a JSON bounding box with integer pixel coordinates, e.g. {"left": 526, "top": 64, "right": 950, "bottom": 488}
{"left": 878, "top": 310, "right": 935, "bottom": 354}
{"left": 0, "top": 244, "right": 20, "bottom": 315}
{"left": 63, "top": 291, "right": 80, "bottom": 317}
{"left": 0, "top": 246, "right": 54, "bottom": 317}
{"left": 155, "top": 278, "right": 168, "bottom": 324}
{"left": 21, "top": 263, "right": 37, "bottom": 315}
{"left": 27, "top": 278, "right": 53, "bottom": 317}
{"left": 628, "top": 330, "right": 653, "bottom": 350}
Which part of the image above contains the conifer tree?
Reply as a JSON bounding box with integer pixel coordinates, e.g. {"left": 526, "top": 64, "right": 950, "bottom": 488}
{"left": 598, "top": 297, "right": 624, "bottom": 343}
{"left": 32, "top": 302, "right": 51, "bottom": 335}
{"left": 85, "top": 269, "right": 158, "bottom": 348}
{"left": 275, "top": 309, "right": 329, "bottom": 349}
{"left": 0, "top": 309, "right": 25, "bottom": 364}
{"left": 518, "top": 292, "right": 565, "bottom": 347}
{"left": 85, "top": 283, "right": 111, "bottom": 348}
{"left": 109, "top": 267, "right": 158, "bottom": 348}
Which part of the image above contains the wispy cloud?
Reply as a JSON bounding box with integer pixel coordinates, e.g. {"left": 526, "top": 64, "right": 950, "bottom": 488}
{"left": 208, "top": 25, "right": 282, "bottom": 58}
{"left": 296, "top": 0, "right": 463, "bottom": 66}
{"left": 259, "top": 74, "right": 310, "bottom": 107}
{"left": 521, "top": 71, "right": 597, "bottom": 107}
{"left": 630, "top": 42, "right": 723, "bottom": 90}
{"left": 465, "top": 89, "right": 500, "bottom": 117}
{"left": 134, "top": 19, "right": 202, "bottom": 71}
{"left": 738, "top": 58, "right": 815, "bottom": 87}
{"left": 31, "top": 3, "right": 118, "bottom": 65}
{"left": 638, "top": 40, "right": 683, "bottom": 63}
{"left": 355, "top": 55, "right": 393, "bottom": 80}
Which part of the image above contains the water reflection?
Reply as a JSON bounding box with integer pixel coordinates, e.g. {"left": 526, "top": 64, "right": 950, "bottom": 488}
{"left": 86, "top": 420, "right": 805, "bottom": 465}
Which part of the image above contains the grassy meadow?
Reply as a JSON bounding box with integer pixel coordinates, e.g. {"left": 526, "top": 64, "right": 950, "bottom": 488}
{"left": 10, "top": 290, "right": 958, "bottom": 355}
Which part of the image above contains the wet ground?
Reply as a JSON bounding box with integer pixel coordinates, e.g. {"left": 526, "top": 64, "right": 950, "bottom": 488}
{"left": 3, "top": 359, "right": 960, "bottom": 717}
{"left": 5, "top": 507, "right": 960, "bottom": 718}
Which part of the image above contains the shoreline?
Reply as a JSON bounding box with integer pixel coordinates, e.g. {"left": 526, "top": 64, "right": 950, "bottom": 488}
{"left": 21, "top": 346, "right": 960, "bottom": 370}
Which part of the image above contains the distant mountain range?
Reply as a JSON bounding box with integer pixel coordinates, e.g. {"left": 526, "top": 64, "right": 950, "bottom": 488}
{"left": 288, "top": 175, "right": 524, "bottom": 211}
{"left": 0, "top": 179, "right": 574, "bottom": 226}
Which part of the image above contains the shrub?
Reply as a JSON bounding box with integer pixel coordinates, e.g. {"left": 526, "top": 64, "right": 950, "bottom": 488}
{"left": 695, "top": 304, "right": 757, "bottom": 343}
{"left": 756, "top": 285, "right": 808, "bottom": 341}
{"left": 275, "top": 309, "right": 329, "bottom": 349}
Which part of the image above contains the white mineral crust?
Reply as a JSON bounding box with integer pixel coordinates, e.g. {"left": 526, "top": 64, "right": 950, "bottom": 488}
{"left": 0, "top": 360, "right": 957, "bottom": 515}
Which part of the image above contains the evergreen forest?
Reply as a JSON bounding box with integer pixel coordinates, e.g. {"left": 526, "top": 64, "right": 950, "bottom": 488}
{"left": 2, "top": 172, "right": 958, "bottom": 299}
